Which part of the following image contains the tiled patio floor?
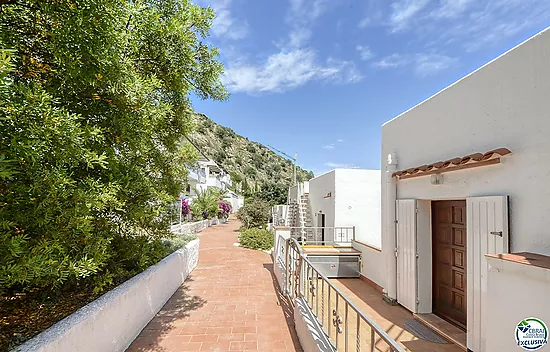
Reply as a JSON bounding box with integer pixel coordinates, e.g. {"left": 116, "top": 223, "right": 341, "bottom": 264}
{"left": 331, "top": 279, "right": 465, "bottom": 352}
{"left": 127, "top": 218, "right": 302, "bottom": 352}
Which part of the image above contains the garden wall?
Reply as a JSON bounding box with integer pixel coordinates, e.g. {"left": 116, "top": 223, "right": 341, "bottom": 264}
{"left": 170, "top": 217, "right": 227, "bottom": 235}
{"left": 12, "top": 239, "right": 200, "bottom": 352}
{"left": 171, "top": 219, "right": 210, "bottom": 234}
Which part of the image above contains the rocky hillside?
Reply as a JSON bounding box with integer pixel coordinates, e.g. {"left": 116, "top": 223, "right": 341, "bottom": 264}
{"left": 189, "top": 113, "right": 314, "bottom": 195}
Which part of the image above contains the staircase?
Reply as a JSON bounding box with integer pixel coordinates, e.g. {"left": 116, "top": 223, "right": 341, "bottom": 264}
{"left": 290, "top": 193, "right": 313, "bottom": 242}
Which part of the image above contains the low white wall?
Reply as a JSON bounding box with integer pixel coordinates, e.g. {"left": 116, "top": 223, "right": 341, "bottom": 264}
{"left": 486, "top": 255, "right": 550, "bottom": 352}
{"left": 171, "top": 219, "right": 209, "bottom": 235}
{"left": 13, "top": 240, "right": 200, "bottom": 352}
{"left": 352, "top": 241, "right": 384, "bottom": 288}
{"left": 294, "top": 298, "right": 335, "bottom": 352}
{"left": 273, "top": 228, "right": 291, "bottom": 293}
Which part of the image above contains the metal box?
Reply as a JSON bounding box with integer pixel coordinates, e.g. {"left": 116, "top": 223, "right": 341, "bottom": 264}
{"left": 307, "top": 255, "right": 360, "bottom": 278}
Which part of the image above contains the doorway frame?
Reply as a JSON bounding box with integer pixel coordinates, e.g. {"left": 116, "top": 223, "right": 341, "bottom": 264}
{"left": 415, "top": 198, "right": 468, "bottom": 324}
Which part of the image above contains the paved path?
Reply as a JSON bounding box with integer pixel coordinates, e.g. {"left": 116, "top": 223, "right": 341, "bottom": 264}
{"left": 127, "top": 219, "right": 301, "bottom": 352}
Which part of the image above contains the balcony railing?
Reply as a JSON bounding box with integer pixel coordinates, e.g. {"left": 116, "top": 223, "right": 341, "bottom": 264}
{"left": 281, "top": 236, "right": 404, "bottom": 352}
{"left": 286, "top": 226, "right": 355, "bottom": 246}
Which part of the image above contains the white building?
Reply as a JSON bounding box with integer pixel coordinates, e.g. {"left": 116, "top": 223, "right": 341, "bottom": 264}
{"left": 307, "top": 169, "right": 381, "bottom": 247}
{"left": 378, "top": 27, "right": 550, "bottom": 351}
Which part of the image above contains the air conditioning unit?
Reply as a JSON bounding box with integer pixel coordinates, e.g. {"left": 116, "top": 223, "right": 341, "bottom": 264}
{"left": 307, "top": 255, "right": 360, "bottom": 278}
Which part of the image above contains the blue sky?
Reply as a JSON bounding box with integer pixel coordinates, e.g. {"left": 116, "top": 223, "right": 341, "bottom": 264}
{"left": 191, "top": 0, "right": 550, "bottom": 177}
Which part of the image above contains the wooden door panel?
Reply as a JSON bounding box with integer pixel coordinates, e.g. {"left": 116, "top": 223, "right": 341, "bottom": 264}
{"left": 432, "top": 200, "right": 467, "bottom": 329}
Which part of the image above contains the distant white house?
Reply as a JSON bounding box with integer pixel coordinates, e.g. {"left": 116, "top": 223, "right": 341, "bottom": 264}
{"left": 172, "top": 140, "right": 243, "bottom": 224}
{"left": 377, "top": 26, "right": 550, "bottom": 352}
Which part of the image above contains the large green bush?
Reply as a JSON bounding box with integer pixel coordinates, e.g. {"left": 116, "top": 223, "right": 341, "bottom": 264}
{"left": 0, "top": 0, "right": 226, "bottom": 293}
{"left": 236, "top": 198, "right": 271, "bottom": 229}
{"left": 238, "top": 228, "right": 274, "bottom": 251}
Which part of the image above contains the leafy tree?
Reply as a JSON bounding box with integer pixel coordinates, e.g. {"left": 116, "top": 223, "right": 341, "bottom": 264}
{"left": 0, "top": 0, "right": 227, "bottom": 292}
{"left": 256, "top": 183, "right": 288, "bottom": 205}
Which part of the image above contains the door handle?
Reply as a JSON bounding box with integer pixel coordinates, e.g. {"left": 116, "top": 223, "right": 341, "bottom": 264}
{"left": 490, "top": 231, "right": 503, "bottom": 237}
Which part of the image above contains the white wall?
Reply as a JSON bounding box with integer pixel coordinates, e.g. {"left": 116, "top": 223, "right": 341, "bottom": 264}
{"left": 288, "top": 185, "right": 299, "bottom": 203}
{"left": 308, "top": 171, "right": 336, "bottom": 228}
{"left": 14, "top": 240, "right": 200, "bottom": 352}
{"left": 308, "top": 169, "right": 381, "bottom": 247}
{"left": 380, "top": 27, "right": 550, "bottom": 351}
{"left": 352, "top": 241, "right": 384, "bottom": 288}
{"left": 486, "top": 256, "right": 550, "bottom": 352}
{"left": 382, "top": 27, "right": 550, "bottom": 256}
{"left": 334, "top": 169, "right": 381, "bottom": 248}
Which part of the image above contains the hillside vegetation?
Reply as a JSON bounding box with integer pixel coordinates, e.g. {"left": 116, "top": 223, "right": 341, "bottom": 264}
{"left": 190, "top": 114, "right": 314, "bottom": 198}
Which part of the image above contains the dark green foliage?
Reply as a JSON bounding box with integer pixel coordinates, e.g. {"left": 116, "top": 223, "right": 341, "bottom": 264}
{"left": 256, "top": 183, "right": 288, "bottom": 205}
{"left": 190, "top": 187, "right": 225, "bottom": 220}
{"left": 0, "top": 0, "right": 226, "bottom": 293}
{"left": 236, "top": 198, "right": 271, "bottom": 229}
{"left": 238, "top": 228, "right": 274, "bottom": 251}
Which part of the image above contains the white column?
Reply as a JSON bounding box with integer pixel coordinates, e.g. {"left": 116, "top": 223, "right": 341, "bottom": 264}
{"left": 383, "top": 153, "right": 398, "bottom": 301}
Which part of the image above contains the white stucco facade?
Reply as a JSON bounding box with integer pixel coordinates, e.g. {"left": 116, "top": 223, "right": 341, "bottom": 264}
{"left": 486, "top": 255, "right": 550, "bottom": 352}
{"left": 308, "top": 169, "right": 381, "bottom": 248}
{"left": 380, "top": 27, "right": 550, "bottom": 351}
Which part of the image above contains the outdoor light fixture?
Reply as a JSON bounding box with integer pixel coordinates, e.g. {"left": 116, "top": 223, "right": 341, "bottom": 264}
{"left": 430, "top": 173, "right": 443, "bottom": 185}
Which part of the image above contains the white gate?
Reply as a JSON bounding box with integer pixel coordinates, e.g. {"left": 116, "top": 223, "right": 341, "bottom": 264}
{"left": 396, "top": 199, "right": 417, "bottom": 313}
{"left": 466, "top": 196, "right": 509, "bottom": 352}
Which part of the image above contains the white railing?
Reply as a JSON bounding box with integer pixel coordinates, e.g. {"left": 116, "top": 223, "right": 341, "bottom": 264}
{"left": 282, "top": 237, "right": 404, "bottom": 352}
{"left": 286, "top": 226, "right": 355, "bottom": 245}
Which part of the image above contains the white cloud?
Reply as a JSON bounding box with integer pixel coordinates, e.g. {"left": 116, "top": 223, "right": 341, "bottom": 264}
{"left": 356, "top": 45, "right": 375, "bottom": 61}
{"left": 358, "top": 17, "right": 371, "bottom": 28}
{"left": 373, "top": 53, "right": 411, "bottom": 69}
{"left": 219, "top": 0, "right": 362, "bottom": 95}
{"left": 323, "top": 144, "right": 335, "bottom": 150}
{"left": 336, "top": 139, "right": 344, "bottom": 143}
{"left": 438, "top": 0, "right": 550, "bottom": 52}
{"left": 204, "top": 0, "right": 248, "bottom": 40}
{"left": 429, "top": 0, "right": 473, "bottom": 19}
{"left": 324, "top": 162, "right": 361, "bottom": 169}
{"left": 379, "top": 0, "right": 550, "bottom": 51}
{"left": 390, "top": 0, "right": 432, "bottom": 32}
{"left": 373, "top": 52, "right": 457, "bottom": 76}
{"left": 223, "top": 49, "right": 363, "bottom": 94}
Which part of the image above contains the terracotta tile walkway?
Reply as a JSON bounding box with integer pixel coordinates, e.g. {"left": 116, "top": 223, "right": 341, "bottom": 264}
{"left": 127, "top": 218, "right": 302, "bottom": 352}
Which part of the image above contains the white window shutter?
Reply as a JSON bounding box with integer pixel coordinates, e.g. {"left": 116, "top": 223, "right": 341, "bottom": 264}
{"left": 466, "top": 196, "right": 509, "bottom": 352}
{"left": 396, "top": 199, "right": 417, "bottom": 313}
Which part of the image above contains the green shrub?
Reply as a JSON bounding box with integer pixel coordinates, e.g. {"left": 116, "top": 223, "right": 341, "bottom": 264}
{"left": 236, "top": 198, "right": 271, "bottom": 229}
{"left": 238, "top": 228, "right": 274, "bottom": 251}
{"left": 0, "top": 0, "right": 226, "bottom": 295}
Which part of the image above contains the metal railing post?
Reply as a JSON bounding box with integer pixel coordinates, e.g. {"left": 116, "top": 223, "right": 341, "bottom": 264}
{"left": 284, "top": 238, "right": 405, "bottom": 352}
{"left": 353, "top": 226, "right": 356, "bottom": 242}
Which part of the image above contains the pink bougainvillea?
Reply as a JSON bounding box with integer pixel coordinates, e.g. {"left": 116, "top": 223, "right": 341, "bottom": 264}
{"left": 218, "top": 201, "right": 232, "bottom": 218}
{"left": 181, "top": 198, "right": 190, "bottom": 216}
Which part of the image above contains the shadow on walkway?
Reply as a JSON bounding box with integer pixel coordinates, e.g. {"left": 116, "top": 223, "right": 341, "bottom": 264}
{"left": 263, "top": 263, "right": 302, "bottom": 351}
{"left": 127, "top": 278, "right": 206, "bottom": 352}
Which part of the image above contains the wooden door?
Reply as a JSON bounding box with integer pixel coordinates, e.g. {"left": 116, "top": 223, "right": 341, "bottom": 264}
{"left": 432, "top": 200, "right": 467, "bottom": 329}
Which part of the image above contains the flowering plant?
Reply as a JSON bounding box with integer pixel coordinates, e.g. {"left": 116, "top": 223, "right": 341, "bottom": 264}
{"left": 218, "top": 201, "right": 232, "bottom": 218}
{"left": 181, "top": 198, "right": 190, "bottom": 216}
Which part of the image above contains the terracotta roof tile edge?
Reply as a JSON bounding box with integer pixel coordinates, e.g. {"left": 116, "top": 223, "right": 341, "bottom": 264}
{"left": 392, "top": 147, "right": 512, "bottom": 178}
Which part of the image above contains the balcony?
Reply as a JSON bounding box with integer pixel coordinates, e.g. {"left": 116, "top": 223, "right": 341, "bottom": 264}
{"left": 188, "top": 167, "right": 206, "bottom": 183}
{"left": 272, "top": 229, "right": 465, "bottom": 352}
